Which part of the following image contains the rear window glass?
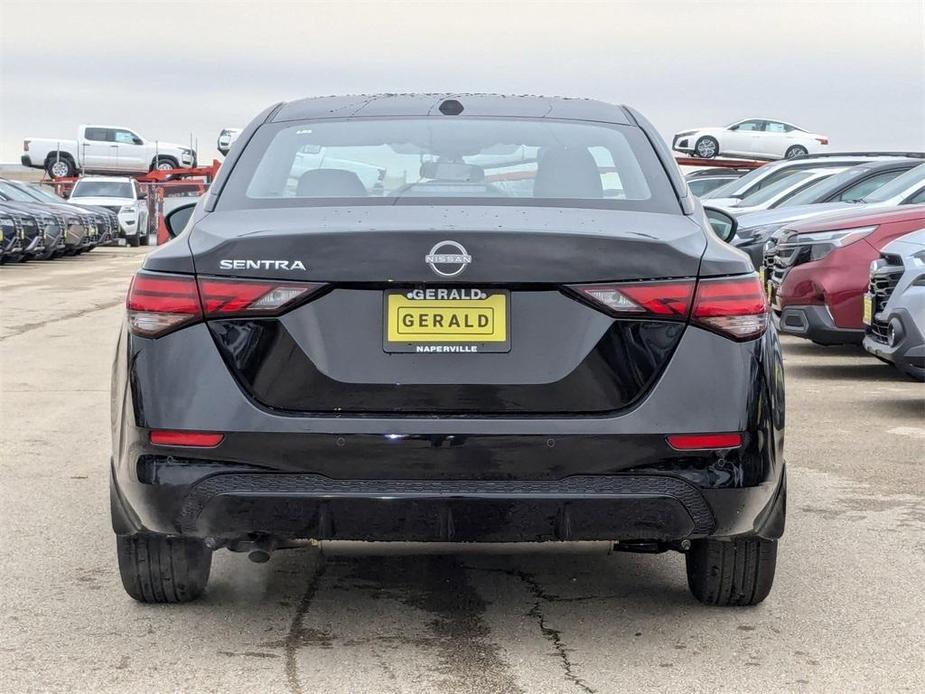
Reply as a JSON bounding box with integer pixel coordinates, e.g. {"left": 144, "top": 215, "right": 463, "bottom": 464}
{"left": 218, "top": 118, "right": 680, "bottom": 212}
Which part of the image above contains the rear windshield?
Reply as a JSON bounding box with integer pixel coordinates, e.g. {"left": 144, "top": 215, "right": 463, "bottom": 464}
{"left": 217, "top": 118, "right": 681, "bottom": 213}
{"left": 71, "top": 181, "right": 133, "bottom": 198}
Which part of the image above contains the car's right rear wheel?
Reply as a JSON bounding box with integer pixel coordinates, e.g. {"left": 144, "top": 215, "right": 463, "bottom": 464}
{"left": 116, "top": 533, "right": 212, "bottom": 603}
{"left": 686, "top": 537, "right": 777, "bottom": 606}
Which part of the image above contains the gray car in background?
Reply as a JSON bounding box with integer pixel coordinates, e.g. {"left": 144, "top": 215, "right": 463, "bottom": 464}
{"left": 863, "top": 228, "right": 925, "bottom": 380}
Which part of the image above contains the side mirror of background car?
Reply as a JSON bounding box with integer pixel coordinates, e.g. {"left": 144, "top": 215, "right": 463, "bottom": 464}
{"left": 704, "top": 206, "right": 738, "bottom": 243}
{"left": 164, "top": 201, "right": 196, "bottom": 238}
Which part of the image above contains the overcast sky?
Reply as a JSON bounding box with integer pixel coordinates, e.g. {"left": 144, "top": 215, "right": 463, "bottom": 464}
{"left": 1, "top": 0, "right": 923, "bottom": 163}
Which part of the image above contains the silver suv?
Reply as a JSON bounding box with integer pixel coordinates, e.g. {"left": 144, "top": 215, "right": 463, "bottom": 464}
{"left": 863, "top": 228, "right": 925, "bottom": 380}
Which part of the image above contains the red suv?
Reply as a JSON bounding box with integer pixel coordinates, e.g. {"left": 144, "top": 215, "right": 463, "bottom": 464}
{"left": 764, "top": 205, "right": 925, "bottom": 344}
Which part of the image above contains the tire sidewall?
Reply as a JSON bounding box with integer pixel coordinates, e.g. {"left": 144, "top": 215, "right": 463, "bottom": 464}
{"left": 785, "top": 145, "right": 808, "bottom": 159}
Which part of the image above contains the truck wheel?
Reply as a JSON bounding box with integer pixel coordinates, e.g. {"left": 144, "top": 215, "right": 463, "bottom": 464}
{"left": 127, "top": 234, "right": 140, "bottom": 247}
{"left": 686, "top": 537, "right": 777, "bottom": 606}
{"left": 46, "top": 156, "right": 75, "bottom": 178}
{"left": 116, "top": 533, "right": 212, "bottom": 603}
{"left": 152, "top": 157, "right": 178, "bottom": 172}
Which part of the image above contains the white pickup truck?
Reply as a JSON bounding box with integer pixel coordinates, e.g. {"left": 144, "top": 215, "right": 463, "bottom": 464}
{"left": 22, "top": 125, "right": 197, "bottom": 178}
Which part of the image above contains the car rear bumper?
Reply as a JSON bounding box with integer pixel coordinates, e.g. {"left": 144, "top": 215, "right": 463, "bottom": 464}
{"left": 776, "top": 304, "right": 864, "bottom": 344}
{"left": 112, "top": 458, "right": 786, "bottom": 543}
{"left": 111, "top": 323, "right": 786, "bottom": 544}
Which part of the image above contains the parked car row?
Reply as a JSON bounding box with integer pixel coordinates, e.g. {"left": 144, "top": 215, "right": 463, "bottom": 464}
{"left": 0, "top": 178, "right": 119, "bottom": 264}
{"left": 757, "top": 204, "right": 925, "bottom": 380}
{"left": 687, "top": 152, "right": 925, "bottom": 380}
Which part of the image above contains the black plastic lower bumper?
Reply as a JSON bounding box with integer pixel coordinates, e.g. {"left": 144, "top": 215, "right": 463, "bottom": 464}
{"left": 777, "top": 304, "right": 863, "bottom": 345}
{"left": 112, "top": 462, "right": 786, "bottom": 544}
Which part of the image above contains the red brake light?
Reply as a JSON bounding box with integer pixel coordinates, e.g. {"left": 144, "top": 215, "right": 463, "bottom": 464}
{"left": 127, "top": 272, "right": 201, "bottom": 337}
{"left": 126, "top": 271, "right": 325, "bottom": 337}
{"left": 570, "top": 279, "right": 694, "bottom": 318}
{"left": 667, "top": 433, "right": 742, "bottom": 450}
{"left": 150, "top": 430, "right": 224, "bottom": 447}
{"left": 691, "top": 275, "right": 768, "bottom": 340}
{"left": 815, "top": 137, "right": 828, "bottom": 145}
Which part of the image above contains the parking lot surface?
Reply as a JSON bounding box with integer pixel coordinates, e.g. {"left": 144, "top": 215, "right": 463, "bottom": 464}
{"left": 1, "top": 248, "right": 923, "bottom": 693}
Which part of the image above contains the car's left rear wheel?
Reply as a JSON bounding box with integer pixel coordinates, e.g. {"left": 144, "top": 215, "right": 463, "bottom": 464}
{"left": 117, "top": 533, "right": 212, "bottom": 603}
{"left": 685, "top": 537, "right": 777, "bottom": 606}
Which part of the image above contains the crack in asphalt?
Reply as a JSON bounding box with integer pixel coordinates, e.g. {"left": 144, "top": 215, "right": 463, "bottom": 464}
{"left": 284, "top": 555, "right": 327, "bottom": 694}
{"left": 0, "top": 299, "right": 124, "bottom": 340}
{"left": 467, "top": 566, "right": 597, "bottom": 694}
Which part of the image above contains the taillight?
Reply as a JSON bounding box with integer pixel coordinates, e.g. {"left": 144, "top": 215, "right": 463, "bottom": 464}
{"left": 568, "top": 274, "right": 767, "bottom": 341}
{"left": 197, "top": 277, "right": 321, "bottom": 317}
{"left": 815, "top": 137, "right": 829, "bottom": 145}
{"left": 127, "top": 272, "right": 201, "bottom": 337}
{"left": 126, "top": 271, "right": 325, "bottom": 337}
{"left": 23, "top": 139, "right": 30, "bottom": 152}
{"left": 570, "top": 279, "right": 694, "bottom": 318}
{"left": 691, "top": 275, "right": 768, "bottom": 340}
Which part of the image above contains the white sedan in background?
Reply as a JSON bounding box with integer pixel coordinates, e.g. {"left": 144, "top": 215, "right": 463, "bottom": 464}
{"left": 673, "top": 118, "right": 829, "bottom": 160}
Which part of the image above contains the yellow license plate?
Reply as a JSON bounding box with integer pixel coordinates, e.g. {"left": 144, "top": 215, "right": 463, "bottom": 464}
{"left": 759, "top": 267, "right": 766, "bottom": 287}
{"left": 384, "top": 289, "right": 510, "bottom": 353}
{"left": 862, "top": 293, "right": 873, "bottom": 325}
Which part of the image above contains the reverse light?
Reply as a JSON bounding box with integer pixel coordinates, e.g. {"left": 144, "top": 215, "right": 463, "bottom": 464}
{"left": 571, "top": 279, "right": 694, "bottom": 317}
{"left": 126, "top": 271, "right": 325, "bottom": 337}
{"left": 667, "top": 433, "right": 742, "bottom": 450}
{"left": 149, "top": 430, "right": 224, "bottom": 447}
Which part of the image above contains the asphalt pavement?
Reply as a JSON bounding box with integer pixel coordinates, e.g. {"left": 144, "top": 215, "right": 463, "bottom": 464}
{"left": 1, "top": 248, "right": 922, "bottom": 693}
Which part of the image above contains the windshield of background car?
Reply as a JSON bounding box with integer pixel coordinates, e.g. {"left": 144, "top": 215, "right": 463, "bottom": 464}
{"left": 861, "top": 163, "right": 925, "bottom": 203}
{"left": 71, "top": 181, "right": 133, "bottom": 198}
{"left": 218, "top": 118, "right": 681, "bottom": 213}
{"left": 736, "top": 171, "right": 819, "bottom": 207}
{"left": 20, "top": 184, "right": 66, "bottom": 203}
{"left": 0, "top": 181, "right": 40, "bottom": 202}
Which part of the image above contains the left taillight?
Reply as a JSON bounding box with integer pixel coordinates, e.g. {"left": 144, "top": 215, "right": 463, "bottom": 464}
{"left": 126, "top": 271, "right": 325, "bottom": 337}
{"left": 127, "top": 272, "right": 202, "bottom": 337}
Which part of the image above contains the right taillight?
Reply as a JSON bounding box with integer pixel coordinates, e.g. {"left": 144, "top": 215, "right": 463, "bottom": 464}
{"left": 691, "top": 274, "right": 768, "bottom": 341}
{"left": 570, "top": 274, "right": 768, "bottom": 341}
{"left": 126, "top": 271, "right": 325, "bottom": 337}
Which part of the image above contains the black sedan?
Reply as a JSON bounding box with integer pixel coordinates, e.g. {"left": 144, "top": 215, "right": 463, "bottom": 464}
{"left": 111, "top": 94, "right": 785, "bottom": 607}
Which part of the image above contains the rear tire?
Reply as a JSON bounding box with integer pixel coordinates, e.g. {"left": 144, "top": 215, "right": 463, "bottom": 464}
{"left": 686, "top": 537, "right": 777, "bottom": 606}
{"left": 785, "top": 145, "right": 808, "bottom": 159}
{"left": 694, "top": 136, "right": 719, "bottom": 159}
{"left": 151, "top": 157, "right": 178, "bottom": 172}
{"left": 116, "top": 533, "right": 212, "bottom": 603}
{"left": 45, "top": 155, "right": 75, "bottom": 178}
